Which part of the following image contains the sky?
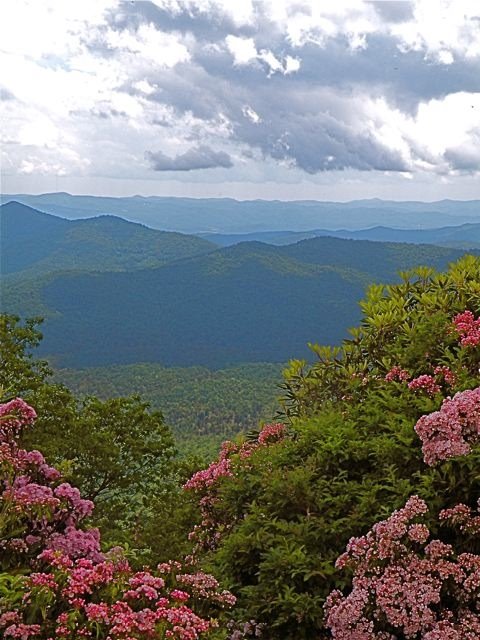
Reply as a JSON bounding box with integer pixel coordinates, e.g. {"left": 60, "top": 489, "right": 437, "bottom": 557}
{"left": 1, "top": 0, "right": 480, "bottom": 201}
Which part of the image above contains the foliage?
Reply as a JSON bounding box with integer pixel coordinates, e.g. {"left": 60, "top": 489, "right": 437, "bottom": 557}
{"left": 0, "top": 397, "right": 234, "bottom": 639}
{"left": 54, "top": 362, "right": 284, "bottom": 445}
{"left": 185, "top": 256, "right": 480, "bottom": 638}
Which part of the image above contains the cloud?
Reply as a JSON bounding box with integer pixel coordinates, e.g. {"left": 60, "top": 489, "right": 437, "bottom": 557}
{"left": 1, "top": 0, "right": 480, "bottom": 196}
{"left": 146, "top": 145, "right": 233, "bottom": 170}
{"left": 370, "top": 1, "right": 414, "bottom": 24}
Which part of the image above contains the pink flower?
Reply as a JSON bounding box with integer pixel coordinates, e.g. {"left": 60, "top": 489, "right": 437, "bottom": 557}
{"left": 453, "top": 310, "right": 480, "bottom": 347}
{"left": 408, "top": 375, "right": 441, "bottom": 396}
{"left": 385, "top": 366, "right": 410, "bottom": 382}
{"left": 415, "top": 387, "right": 480, "bottom": 465}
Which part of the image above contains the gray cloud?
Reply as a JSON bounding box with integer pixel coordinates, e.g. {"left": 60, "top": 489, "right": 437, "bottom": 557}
{"left": 370, "top": 1, "right": 414, "bottom": 23}
{"left": 4, "top": 0, "right": 479, "bottom": 192}
{"left": 99, "top": 1, "right": 480, "bottom": 177}
{"left": 146, "top": 145, "right": 233, "bottom": 171}
{"left": 444, "top": 131, "right": 480, "bottom": 172}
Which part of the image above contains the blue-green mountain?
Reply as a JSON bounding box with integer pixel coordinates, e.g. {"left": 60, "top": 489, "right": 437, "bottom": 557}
{"left": 1, "top": 202, "right": 475, "bottom": 369}
{"left": 1, "top": 201, "right": 215, "bottom": 276}
{"left": 201, "top": 223, "right": 480, "bottom": 249}
{"left": 2, "top": 193, "right": 479, "bottom": 233}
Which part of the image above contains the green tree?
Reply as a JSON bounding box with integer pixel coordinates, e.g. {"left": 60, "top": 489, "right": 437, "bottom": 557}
{"left": 0, "top": 313, "right": 197, "bottom": 563}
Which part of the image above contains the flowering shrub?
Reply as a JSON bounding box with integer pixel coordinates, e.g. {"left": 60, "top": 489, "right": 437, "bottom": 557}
{"left": 0, "top": 398, "right": 101, "bottom": 568}
{"left": 184, "top": 424, "right": 286, "bottom": 554}
{"left": 453, "top": 310, "right": 480, "bottom": 347}
{"left": 325, "top": 495, "right": 480, "bottom": 639}
{"left": 0, "top": 398, "right": 235, "bottom": 639}
{"left": 326, "top": 385, "right": 480, "bottom": 638}
{"left": 414, "top": 387, "right": 480, "bottom": 465}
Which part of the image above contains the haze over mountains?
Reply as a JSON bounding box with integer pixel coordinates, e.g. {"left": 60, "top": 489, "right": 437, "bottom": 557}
{"left": 202, "top": 224, "right": 480, "bottom": 250}
{"left": 2, "top": 199, "right": 477, "bottom": 369}
{"left": 2, "top": 193, "right": 479, "bottom": 233}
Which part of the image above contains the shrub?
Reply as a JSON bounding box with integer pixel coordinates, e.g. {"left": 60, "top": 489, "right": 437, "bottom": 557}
{"left": 0, "top": 397, "right": 234, "bottom": 639}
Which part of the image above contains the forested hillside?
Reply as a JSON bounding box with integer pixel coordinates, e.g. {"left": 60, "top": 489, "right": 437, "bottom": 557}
{"left": 0, "top": 201, "right": 215, "bottom": 276}
{"left": 55, "top": 362, "right": 283, "bottom": 450}
{"left": 2, "top": 222, "right": 473, "bottom": 367}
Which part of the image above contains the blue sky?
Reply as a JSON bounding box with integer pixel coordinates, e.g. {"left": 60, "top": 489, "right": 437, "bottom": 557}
{"left": 1, "top": 0, "right": 480, "bottom": 200}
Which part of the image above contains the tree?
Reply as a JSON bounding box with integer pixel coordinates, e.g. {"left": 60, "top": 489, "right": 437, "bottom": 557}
{"left": 0, "top": 313, "right": 196, "bottom": 563}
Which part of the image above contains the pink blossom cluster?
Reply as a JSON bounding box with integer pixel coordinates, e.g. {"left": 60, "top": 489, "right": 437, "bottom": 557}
{"left": 184, "top": 423, "right": 286, "bottom": 493}
{"left": 257, "top": 422, "right": 285, "bottom": 445}
{"left": 325, "top": 495, "right": 480, "bottom": 639}
{"left": 0, "top": 399, "right": 234, "bottom": 639}
{"left": 176, "top": 572, "right": 236, "bottom": 607}
{"left": 433, "top": 365, "right": 457, "bottom": 386}
{"left": 439, "top": 500, "right": 480, "bottom": 535}
{"left": 385, "top": 366, "right": 410, "bottom": 382}
{"left": 414, "top": 387, "right": 480, "bottom": 465}
{"left": 453, "top": 310, "right": 480, "bottom": 347}
{"left": 385, "top": 365, "right": 456, "bottom": 395}
{"left": 0, "top": 398, "right": 37, "bottom": 442}
{"left": 0, "top": 400, "right": 101, "bottom": 566}
{"left": 1, "top": 552, "right": 229, "bottom": 639}
{"left": 408, "top": 374, "right": 441, "bottom": 396}
{"left": 183, "top": 456, "right": 233, "bottom": 491}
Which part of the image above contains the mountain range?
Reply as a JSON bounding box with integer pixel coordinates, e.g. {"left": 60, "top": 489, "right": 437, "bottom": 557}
{"left": 1, "top": 200, "right": 477, "bottom": 369}
{"left": 201, "top": 223, "right": 480, "bottom": 249}
{"left": 2, "top": 193, "right": 479, "bottom": 233}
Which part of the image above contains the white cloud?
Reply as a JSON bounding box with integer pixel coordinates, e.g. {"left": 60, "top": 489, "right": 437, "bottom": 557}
{"left": 225, "top": 35, "right": 258, "bottom": 65}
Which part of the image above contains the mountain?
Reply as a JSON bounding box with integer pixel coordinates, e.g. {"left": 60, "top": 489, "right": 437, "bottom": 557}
{"left": 202, "top": 223, "right": 480, "bottom": 249}
{"left": 2, "top": 234, "right": 475, "bottom": 368}
{"left": 0, "top": 201, "right": 215, "bottom": 276}
{"left": 2, "top": 193, "right": 479, "bottom": 233}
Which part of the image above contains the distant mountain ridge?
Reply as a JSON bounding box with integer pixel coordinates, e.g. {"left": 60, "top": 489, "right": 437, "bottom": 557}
{"left": 2, "top": 193, "right": 479, "bottom": 233}
{"left": 201, "top": 223, "right": 480, "bottom": 249}
{"left": 0, "top": 201, "right": 215, "bottom": 276}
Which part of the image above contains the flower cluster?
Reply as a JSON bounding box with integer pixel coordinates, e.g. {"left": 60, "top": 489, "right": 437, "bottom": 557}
{"left": 385, "top": 366, "right": 410, "bottom": 382}
{"left": 1, "top": 551, "right": 232, "bottom": 640}
{"left": 408, "top": 374, "right": 441, "bottom": 396}
{"left": 0, "top": 400, "right": 101, "bottom": 566}
{"left": 325, "top": 496, "right": 480, "bottom": 639}
{"left": 453, "top": 310, "right": 480, "bottom": 347}
{"left": 0, "top": 399, "right": 234, "bottom": 639}
{"left": 0, "top": 398, "right": 37, "bottom": 441}
{"left": 414, "top": 387, "right": 480, "bottom": 465}
{"left": 257, "top": 422, "right": 285, "bottom": 445}
{"left": 385, "top": 365, "right": 456, "bottom": 396}
{"left": 433, "top": 365, "right": 457, "bottom": 386}
{"left": 184, "top": 423, "right": 286, "bottom": 493}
